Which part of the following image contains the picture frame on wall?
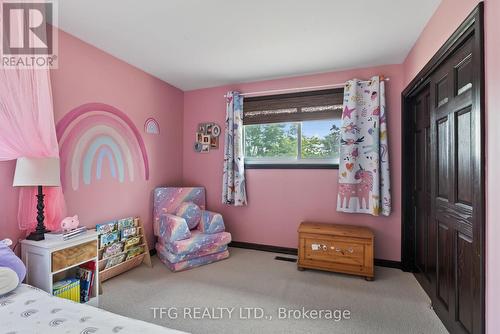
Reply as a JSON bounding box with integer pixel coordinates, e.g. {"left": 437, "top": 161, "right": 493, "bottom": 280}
{"left": 201, "top": 144, "right": 210, "bottom": 153}
{"left": 194, "top": 142, "right": 203, "bottom": 152}
{"left": 210, "top": 136, "right": 218, "bottom": 149}
{"left": 212, "top": 124, "right": 221, "bottom": 137}
{"left": 198, "top": 123, "right": 206, "bottom": 134}
{"left": 202, "top": 135, "right": 210, "bottom": 144}
{"left": 196, "top": 132, "right": 203, "bottom": 142}
{"left": 206, "top": 123, "right": 213, "bottom": 135}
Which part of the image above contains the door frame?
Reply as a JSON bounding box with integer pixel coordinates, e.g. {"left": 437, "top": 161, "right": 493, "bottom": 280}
{"left": 401, "top": 2, "right": 485, "bottom": 332}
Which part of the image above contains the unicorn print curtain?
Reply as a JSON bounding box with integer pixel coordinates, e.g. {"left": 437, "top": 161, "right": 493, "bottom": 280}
{"left": 222, "top": 91, "right": 247, "bottom": 206}
{"left": 337, "top": 76, "right": 391, "bottom": 216}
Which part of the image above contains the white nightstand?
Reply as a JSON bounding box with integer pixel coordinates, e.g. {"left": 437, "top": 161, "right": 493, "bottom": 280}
{"left": 21, "top": 230, "right": 100, "bottom": 307}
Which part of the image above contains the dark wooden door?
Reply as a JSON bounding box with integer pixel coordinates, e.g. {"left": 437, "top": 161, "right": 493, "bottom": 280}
{"left": 403, "top": 5, "right": 484, "bottom": 334}
{"left": 409, "top": 32, "right": 482, "bottom": 334}
{"left": 412, "top": 86, "right": 436, "bottom": 294}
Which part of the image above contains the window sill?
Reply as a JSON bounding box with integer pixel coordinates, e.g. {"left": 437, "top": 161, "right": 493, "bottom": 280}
{"left": 245, "top": 163, "right": 339, "bottom": 170}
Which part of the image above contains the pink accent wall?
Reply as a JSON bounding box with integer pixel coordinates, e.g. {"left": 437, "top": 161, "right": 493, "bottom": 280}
{"left": 183, "top": 64, "right": 404, "bottom": 261}
{"left": 403, "top": 1, "right": 500, "bottom": 332}
{"left": 0, "top": 29, "right": 184, "bottom": 249}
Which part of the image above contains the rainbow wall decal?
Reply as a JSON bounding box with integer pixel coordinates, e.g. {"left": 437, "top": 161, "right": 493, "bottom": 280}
{"left": 144, "top": 117, "right": 160, "bottom": 134}
{"left": 57, "top": 103, "right": 149, "bottom": 191}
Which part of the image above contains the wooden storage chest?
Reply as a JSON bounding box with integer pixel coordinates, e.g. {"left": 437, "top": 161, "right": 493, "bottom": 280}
{"left": 297, "top": 222, "right": 374, "bottom": 280}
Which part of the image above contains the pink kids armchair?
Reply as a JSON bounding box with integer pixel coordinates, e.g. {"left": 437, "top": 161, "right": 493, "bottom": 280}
{"left": 153, "top": 187, "right": 231, "bottom": 271}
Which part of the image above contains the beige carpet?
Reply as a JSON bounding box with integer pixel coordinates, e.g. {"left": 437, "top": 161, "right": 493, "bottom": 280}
{"left": 100, "top": 248, "right": 448, "bottom": 334}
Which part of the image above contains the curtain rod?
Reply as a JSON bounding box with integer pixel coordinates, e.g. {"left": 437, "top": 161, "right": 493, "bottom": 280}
{"left": 225, "top": 76, "right": 389, "bottom": 97}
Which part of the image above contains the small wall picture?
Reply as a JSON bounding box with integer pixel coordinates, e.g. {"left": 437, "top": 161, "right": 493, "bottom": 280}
{"left": 196, "top": 132, "right": 203, "bottom": 142}
{"left": 202, "top": 135, "right": 210, "bottom": 144}
{"left": 206, "top": 123, "right": 213, "bottom": 135}
{"left": 201, "top": 144, "right": 210, "bottom": 153}
{"left": 198, "top": 123, "right": 206, "bottom": 134}
{"left": 210, "top": 136, "right": 219, "bottom": 149}
{"left": 194, "top": 142, "right": 202, "bottom": 152}
{"left": 212, "top": 124, "right": 221, "bottom": 137}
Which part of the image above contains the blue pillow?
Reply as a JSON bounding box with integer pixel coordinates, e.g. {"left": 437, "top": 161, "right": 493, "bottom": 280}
{"left": 175, "top": 202, "right": 202, "bottom": 229}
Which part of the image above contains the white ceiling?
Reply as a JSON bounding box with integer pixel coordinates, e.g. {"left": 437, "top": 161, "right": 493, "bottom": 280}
{"left": 56, "top": 0, "right": 441, "bottom": 91}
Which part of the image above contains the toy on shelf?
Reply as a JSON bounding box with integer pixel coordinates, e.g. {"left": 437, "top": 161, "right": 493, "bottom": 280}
{"left": 61, "top": 215, "right": 80, "bottom": 231}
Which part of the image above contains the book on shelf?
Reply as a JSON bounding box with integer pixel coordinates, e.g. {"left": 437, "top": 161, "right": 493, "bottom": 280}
{"left": 45, "top": 226, "right": 88, "bottom": 240}
{"left": 102, "top": 241, "right": 124, "bottom": 259}
{"left": 80, "top": 261, "right": 96, "bottom": 298}
{"left": 53, "top": 278, "right": 80, "bottom": 303}
{"left": 126, "top": 245, "right": 144, "bottom": 260}
{"left": 96, "top": 221, "right": 118, "bottom": 234}
{"left": 76, "top": 262, "right": 96, "bottom": 303}
{"left": 104, "top": 253, "right": 126, "bottom": 269}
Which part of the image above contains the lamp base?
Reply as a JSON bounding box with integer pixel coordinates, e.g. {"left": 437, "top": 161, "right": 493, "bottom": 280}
{"left": 26, "top": 230, "right": 45, "bottom": 241}
{"left": 26, "top": 185, "right": 50, "bottom": 242}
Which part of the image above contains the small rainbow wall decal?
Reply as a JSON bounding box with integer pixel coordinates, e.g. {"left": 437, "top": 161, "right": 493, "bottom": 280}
{"left": 144, "top": 117, "right": 160, "bottom": 134}
{"left": 57, "top": 103, "right": 149, "bottom": 191}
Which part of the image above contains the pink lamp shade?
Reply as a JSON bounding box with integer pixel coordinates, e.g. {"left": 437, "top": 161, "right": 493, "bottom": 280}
{"left": 12, "top": 157, "right": 61, "bottom": 187}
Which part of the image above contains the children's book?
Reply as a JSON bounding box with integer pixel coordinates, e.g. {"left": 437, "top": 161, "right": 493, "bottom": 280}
{"left": 117, "top": 217, "right": 135, "bottom": 230}
{"left": 120, "top": 226, "right": 137, "bottom": 240}
{"left": 105, "top": 253, "right": 126, "bottom": 269}
{"left": 76, "top": 267, "right": 93, "bottom": 302}
{"left": 103, "top": 241, "right": 124, "bottom": 259}
{"left": 124, "top": 236, "right": 140, "bottom": 251}
{"left": 96, "top": 221, "right": 117, "bottom": 235}
{"left": 79, "top": 262, "right": 96, "bottom": 300}
{"left": 100, "top": 231, "right": 119, "bottom": 248}
{"left": 126, "top": 245, "right": 144, "bottom": 260}
{"left": 53, "top": 278, "right": 80, "bottom": 303}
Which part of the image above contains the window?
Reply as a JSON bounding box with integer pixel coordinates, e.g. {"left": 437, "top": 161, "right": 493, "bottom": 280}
{"left": 243, "top": 89, "right": 342, "bottom": 168}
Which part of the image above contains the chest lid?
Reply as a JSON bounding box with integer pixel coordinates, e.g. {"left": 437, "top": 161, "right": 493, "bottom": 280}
{"left": 298, "top": 222, "right": 373, "bottom": 239}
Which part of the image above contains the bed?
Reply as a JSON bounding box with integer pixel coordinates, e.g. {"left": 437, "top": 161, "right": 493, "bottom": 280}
{"left": 0, "top": 284, "right": 187, "bottom": 334}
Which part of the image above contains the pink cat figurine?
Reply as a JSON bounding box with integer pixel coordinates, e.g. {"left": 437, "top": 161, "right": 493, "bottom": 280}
{"left": 61, "top": 215, "right": 79, "bottom": 231}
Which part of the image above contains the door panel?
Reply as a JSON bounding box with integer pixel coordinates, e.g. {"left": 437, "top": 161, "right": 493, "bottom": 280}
{"left": 436, "top": 75, "right": 450, "bottom": 108}
{"left": 437, "top": 221, "right": 450, "bottom": 309}
{"left": 455, "top": 54, "right": 473, "bottom": 96}
{"left": 437, "top": 117, "right": 449, "bottom": 199}
{"left": 413, "top": 86, "right": 433, "bottom": 285}
{"left": 456, "top": 108, "right": 473, "bottom": 205}
{"left": 457, "top": 232, "right": 474, "bottom": 333}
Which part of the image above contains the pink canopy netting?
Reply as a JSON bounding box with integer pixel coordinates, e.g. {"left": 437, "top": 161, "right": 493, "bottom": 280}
{"left": 0, "top": 68, "right": 66, "bottom": 231}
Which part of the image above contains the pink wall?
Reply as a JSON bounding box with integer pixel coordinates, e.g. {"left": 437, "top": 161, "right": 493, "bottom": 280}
{"left": 0, "top": 29, "right": 184, "bottom": 250}
{"left": 183, "top": 64, "right": 404, "bottom": 261}
{"left": 402, "top": 0, "right": 500, "bottom": 332}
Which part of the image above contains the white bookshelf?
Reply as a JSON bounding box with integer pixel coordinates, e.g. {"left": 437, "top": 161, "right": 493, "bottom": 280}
{"left": 21, "top": 230, "right": 100, "bottom": 307}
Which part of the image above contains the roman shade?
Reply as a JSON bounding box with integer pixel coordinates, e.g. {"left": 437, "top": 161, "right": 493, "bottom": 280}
{"left": 243, "top": 88, "right": 343, "bottom": 125}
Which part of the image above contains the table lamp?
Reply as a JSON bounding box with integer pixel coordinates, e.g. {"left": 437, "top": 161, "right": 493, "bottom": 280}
{"left": 12, "top": 157, "right": 61, "bottom": 241}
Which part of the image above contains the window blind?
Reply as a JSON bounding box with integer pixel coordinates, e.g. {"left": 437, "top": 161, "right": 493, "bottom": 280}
{"left": 243, "top": 88, "right": 344, "bottom": 125}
